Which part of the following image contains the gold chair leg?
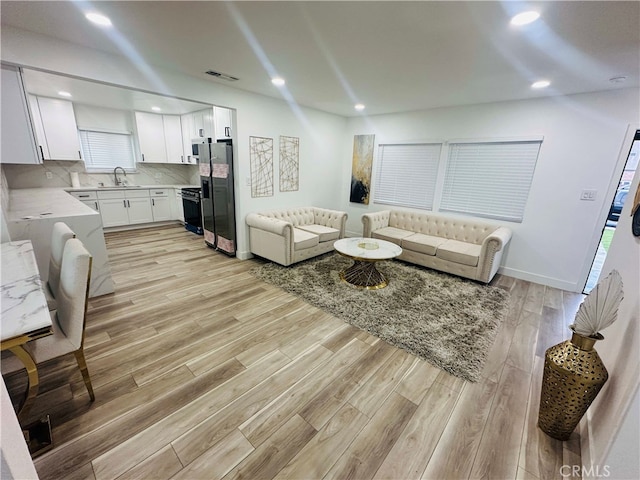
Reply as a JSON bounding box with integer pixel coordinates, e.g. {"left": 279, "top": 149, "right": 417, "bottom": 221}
{"left": 8, "top": 345, "right": 39, "bottom": 422}
{"left": 74, "top": 349, "right": 95, "bottom": 402}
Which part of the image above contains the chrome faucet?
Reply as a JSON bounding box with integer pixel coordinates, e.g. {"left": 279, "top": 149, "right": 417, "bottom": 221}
{"left": 114, "top": 166, "right": 127, "bottom": 186}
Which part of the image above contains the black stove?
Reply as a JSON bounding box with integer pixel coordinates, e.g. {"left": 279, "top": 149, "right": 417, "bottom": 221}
{"left": 180, "top": 187, "right": 203, "bottom": 235}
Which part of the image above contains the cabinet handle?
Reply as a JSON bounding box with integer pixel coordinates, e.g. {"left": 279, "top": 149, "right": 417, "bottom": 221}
{"left": 79, "top": 194, "right": 90, "bottom": 198}
{"left": 39, "top": 146, "right": 45, "bottom": 161}
{"left": 95, "top": 201, "right": 99, "bottom": 211}
{"left": 123, "top": 200, "right": 127, "bottom": 208}
{"left": 78, "top": 150, "right": 82, "bottom": 159}
{"left": 141, "top": 154, "right": 145, "bottom": 162}
{"left": 225, "top": 127, "right": 230, "bottom": 137}
{"left": 152, "top": 199, "right": 155, "bottom": 206}
{"left": 128, "top": 200, "right": 131, "bottom": 208}
{"left": 181, "top": 155, "right": 184, "bottom": 163}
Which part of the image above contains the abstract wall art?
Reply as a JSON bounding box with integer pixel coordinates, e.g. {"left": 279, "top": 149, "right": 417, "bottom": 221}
{"left": 249, "top": 136, "right": 274, "bottom": 197}
{"left": 279, "top": 136, "right": 300, "bottom": 192}
{"left": 349, "top": 134, "right": 375, "bottom": 204}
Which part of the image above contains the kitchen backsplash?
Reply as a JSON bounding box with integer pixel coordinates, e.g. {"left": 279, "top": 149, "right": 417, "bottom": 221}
{"left": 2, "top": 161, "right": 200, "bottom": 189}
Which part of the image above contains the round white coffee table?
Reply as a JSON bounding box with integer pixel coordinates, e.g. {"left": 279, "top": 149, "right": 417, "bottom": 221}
{"left": 333, "top": 237, "right": 402, "bottom": 289}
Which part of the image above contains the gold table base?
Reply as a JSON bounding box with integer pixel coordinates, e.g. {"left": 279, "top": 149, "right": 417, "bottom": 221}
{"left": 340, "top": 260, "right": 389, "bottom": 289}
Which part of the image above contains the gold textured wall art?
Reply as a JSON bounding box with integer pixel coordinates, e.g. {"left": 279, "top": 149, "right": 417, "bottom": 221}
{"left": 349, "top": 134, "right": 375, "bottom": 204}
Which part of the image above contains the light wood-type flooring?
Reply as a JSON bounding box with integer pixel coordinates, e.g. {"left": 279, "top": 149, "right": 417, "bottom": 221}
{"left": 4, "top": 224, "right": 583, "bottom": 480}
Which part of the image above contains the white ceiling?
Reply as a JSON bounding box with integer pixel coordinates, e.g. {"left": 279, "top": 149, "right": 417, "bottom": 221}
{"left": 1, "top": 1, "right": 639, "bottom": 117}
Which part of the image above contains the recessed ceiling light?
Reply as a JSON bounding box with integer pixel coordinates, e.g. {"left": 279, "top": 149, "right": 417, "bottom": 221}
{"left": 271, "top": 77, "right": 285, "bottom": 87}
{"left": 609, "top": 76, "right": 627, "bottom": 84}
{"left": 58, "top": 91, "right": 72, "bottom": 98}
{"left": 85, "top": 12, "right": 112, "bottom": 27}
{"left": 354, "top": 104, "right": 366, "bottom": 111}
{"left": 151, "top": 106, "right": 161, "bottom": 112}
{"left": 510, "top": 11, "right": 540, "bottom": 26}
{"left": 531, "top": 80, "right": 551, "bottom": 89}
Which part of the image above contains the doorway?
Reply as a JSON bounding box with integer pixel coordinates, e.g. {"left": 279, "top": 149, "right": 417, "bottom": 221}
{"left": 584, "top": 129, "right": 640, "bottom": 293}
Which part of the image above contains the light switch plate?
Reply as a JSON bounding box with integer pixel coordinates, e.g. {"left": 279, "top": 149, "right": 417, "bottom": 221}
{"left": 580, "top": 189, "right": 597, "bottom": 201}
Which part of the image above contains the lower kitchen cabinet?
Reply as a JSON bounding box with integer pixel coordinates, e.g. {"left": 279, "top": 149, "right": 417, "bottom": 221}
{"left": 97, "top": 189, "right": 153, "bottom": 227}
{"left": 68, "top": 191, "right": 99, "bottom": 212}
{"left": 149, "top": 188, "right": 172, "bottom": 221}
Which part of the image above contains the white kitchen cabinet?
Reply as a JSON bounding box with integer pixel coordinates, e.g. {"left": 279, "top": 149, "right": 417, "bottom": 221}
{"left": 0, "top": 64, "right": 41, "bottom": 164}
{"left": 150, "top": 188, "right": 172, "bottom": 221}
{"left": 135, "top": 112, "right": 167, "bottom": 163}
{"left": 34, "top": 96, "right": 82, "bottom": 161}
{"left": 214, "top": 107, "right": 232, "bottom": 140}
{"left": 174, "top": 188, "right": 185, "bottom": 222}
{"left": 68, "top": 191, "right": 99, "bottom": 212}
{"left": 97, "top": 189, "right": 152, "bottom": 227}
{"left": 99, "top": 198, "right": 131, "bottom": 227}
{"left": 163, "top": 116, "right": 185, "bottom": 164}
{"left": 180, "top": 114, "right": 196, "bottom": 164}
{"left": 135, "top": 112, "right": 186, "bottom": 164}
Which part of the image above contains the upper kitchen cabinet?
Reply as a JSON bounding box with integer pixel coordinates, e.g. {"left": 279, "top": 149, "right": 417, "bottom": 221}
{"left": 135, "top": 111, "right": 186, "bottom": 164}
{"left": 31, "top": 96, "right": 83, "bottom": 161}
{"left": 0, "top": 64, "right": 41, "bottom": 164}
{"left": 135, "top": 111, "right": 167, "bottom": 163}
{"left": 214, "top": 107, "right": 233, "bottom": 140}
{"left": 163, "top": 115, "right": 185, "bottom": 164}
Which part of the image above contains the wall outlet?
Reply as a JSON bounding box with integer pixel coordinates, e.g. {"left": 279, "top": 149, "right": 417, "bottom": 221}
{"left": 580, "top": 189, "right": 597, "bottom": 201}
{"left": 45, "top": 171, "right": 53, "bottom": 179}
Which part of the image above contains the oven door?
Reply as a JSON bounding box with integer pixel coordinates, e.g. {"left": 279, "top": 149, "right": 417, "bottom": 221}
{"left": 181, "top": 192, "right": 203, "bottom": 235}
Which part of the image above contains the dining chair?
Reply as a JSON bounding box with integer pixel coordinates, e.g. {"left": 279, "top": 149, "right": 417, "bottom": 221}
{"left": 44, "top": 222, "right": 76, "bottom": 311}
{"left": 2, "top": 238, "right": 95, "bottom": 402}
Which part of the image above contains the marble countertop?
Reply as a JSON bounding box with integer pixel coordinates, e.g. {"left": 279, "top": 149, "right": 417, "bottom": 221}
{"left": 65, "top": 184, "right": 199, "bottom": 191}
{"left": 6, "top": 188, "right": 99, "bottom": 221}
{"left": 5, "top": 185, "right": 199, "bottom": 221}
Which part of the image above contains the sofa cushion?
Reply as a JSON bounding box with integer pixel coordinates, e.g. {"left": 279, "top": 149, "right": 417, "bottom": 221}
{"left": 401, "top": 233, "right": 446, "bottom": 256}
{"left": 293, "top": 228, "right": 319, "bottom": 250}
{"left": 436, "top": 240, "right": 481, "bottom": 267}
{"left": 297, "top": 224, "right": 340, "bottom": 243}
{"left": 372, "top": 227, "right": 414, "bottom": 244}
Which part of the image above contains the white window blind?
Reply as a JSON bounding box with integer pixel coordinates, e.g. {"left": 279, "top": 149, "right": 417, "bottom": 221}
{"left": 374, "top": 143, "right": 442, "bottom": 210}
{"left": 79, "top": 129, "right": 135, "bottom": 171}
{"left": 441, "top": 141, "right": 541, "bottom": 222}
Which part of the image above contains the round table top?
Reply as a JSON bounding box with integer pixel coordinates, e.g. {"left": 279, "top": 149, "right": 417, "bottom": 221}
{"left": 334, "top": 237, "right": 402, "bottom": 261}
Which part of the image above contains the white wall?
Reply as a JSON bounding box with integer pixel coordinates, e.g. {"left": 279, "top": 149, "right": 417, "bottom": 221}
{"left": 344, "top": 90, "right": 640, "bottom": 291}
{"left": 0, "top": 25, "right": 347, "bottom": 259}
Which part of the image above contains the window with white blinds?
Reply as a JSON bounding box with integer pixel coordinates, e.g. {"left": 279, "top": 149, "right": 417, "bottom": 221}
{"left": 440, "top": 140, "right": 541, "bottom": 222}
{"left": 79, "top": 129, "right": 135, "bottom": 171}
{"left": 373, "top": 143, "right": 442, "bottom": 210}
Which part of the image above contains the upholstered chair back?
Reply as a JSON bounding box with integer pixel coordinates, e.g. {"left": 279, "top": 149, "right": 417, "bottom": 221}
{"left": 48, "top": 222, "right": 76, "bottom": 298}
{"left": 55, "top": 238, "right": 92, "bottom": 351}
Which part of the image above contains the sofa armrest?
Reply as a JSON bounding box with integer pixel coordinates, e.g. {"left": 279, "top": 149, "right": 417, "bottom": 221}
{"left": 477, "top": 226, "right": 513, "bottom": 282}
{"left": 312, "top": 208, "right": 348, "bottom": 237}
{"left": 483, "top": 227, "right": 512, "bottom": 252}
{"left": 246, "top": 213, "right": 293, "bottom": 237}
{"left": 362, "top": 211, "right": 391, "bottom": 237}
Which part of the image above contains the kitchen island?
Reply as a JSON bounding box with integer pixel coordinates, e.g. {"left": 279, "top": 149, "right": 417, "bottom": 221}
{"left": 4, "top": 188, "right": 115, "bottom": 297}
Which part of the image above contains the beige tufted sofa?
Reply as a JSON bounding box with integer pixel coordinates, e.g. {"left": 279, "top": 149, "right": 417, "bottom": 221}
{"left": 362, "top": 210, "right": 512, "bottom": 283}
{"left": 246, "top": 207, "right": 348, "bottom": 266}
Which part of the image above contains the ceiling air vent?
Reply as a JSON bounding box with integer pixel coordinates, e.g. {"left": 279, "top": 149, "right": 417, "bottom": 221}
{"left": 205, "top": 70, "right": 239, "bottom": 82}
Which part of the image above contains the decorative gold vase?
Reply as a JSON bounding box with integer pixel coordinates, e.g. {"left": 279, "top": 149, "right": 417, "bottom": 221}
{"left": 538, "top": 328, "right": 608, "bottom": 440}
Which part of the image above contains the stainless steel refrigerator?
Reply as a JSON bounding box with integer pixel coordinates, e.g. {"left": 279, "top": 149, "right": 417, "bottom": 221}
{"left": 195, "top": 139, "right": 236, "bottom": 255}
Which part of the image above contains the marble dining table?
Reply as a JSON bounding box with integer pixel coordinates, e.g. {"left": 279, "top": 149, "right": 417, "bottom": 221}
{"left": 1, "top": 239, "right": 53, "bottom": 421}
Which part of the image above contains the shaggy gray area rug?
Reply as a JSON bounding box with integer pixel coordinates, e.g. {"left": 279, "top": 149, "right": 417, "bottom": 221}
{"left": 252, "top": 253, "right": 510, "bottom": 382}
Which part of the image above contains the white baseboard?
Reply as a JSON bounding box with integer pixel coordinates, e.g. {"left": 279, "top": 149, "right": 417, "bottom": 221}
{"left": 498, "top": 266, "right": 580, "bottom": 292}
